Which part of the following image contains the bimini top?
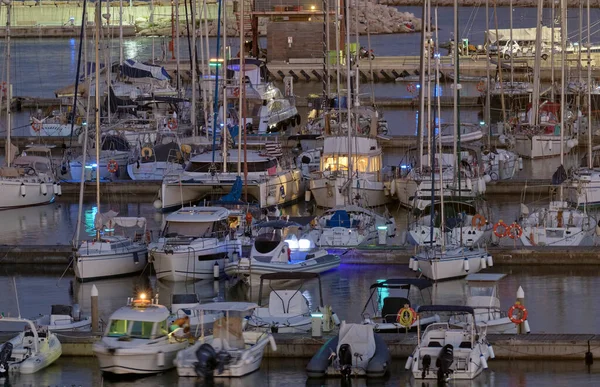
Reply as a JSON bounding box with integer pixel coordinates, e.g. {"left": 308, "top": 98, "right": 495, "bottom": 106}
{"left": 227, "top": 58, "right": 264, "bottom": 72}
{"left": 166, "top": 206, "right": 229, "bottom": 223}
{"left": 465, "top": 273, "right": 507, "bottom": 283}
{"left": 110, "top": 304, "right": 170, "bottom": 322}
{"left": 260, "top": 272, "right": 321, "bottom": 281}
{"left": 369, "top": 278, "right": 433, "bottom": 290}
{"left": 256, "top": 220, "right": 302, "bottom": 229}
{"left": 191, "top": 302, "right": 258, "bottom": 312}
{"left": 417, "top": 305, "right": 475, "bottom": 315}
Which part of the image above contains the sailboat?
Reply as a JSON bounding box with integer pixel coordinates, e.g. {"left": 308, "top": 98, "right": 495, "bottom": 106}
{"left": 74, "top": 1, "right": 148, "bottom": 282}
{"left": 517, "top": 0, "right": 595, "bottom": 247}
{"left": 409, "top": 4, "right": 491, "bottom": 282}
{"left": 0, "top": 1, "right": 59, "bottom": 209}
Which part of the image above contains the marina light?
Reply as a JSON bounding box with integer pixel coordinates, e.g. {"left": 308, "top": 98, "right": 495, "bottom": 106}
{"left": 285, "top": 238, "right": 299, "bottom": 249}
{"left": 377, "top": 225, "right": 388, "bottom": 231}
{"left": 480, "top": 121, "right": 486, "bottom": 126}
{"left": 209, "top": 58, "right": 224, "bottom": 67}
{"left": 139, "top": 292, "right": 147, "bottom": 300}
{"left": 310, "top": 313, "right": 323, "bottom": 318}
{"left": 298, "top": 238, "right": 312, "bottom": 250}
{"left": 310, "top": 5, "right": 316, "bottom": 10}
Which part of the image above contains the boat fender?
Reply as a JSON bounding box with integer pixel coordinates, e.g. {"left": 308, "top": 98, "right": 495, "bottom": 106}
{"left": 213, "top": 262, "right": 220, "bottom": 280}
{"left": 523, "top": 320, "right": 531, "bottom": 333}
{"left": 331, "top": 312, "right": 340, "bottom": 326}
{"left": 480, "top": 354, "right": 488, "bottom": 369}
{"left": 405, "top": 353, "right": 414, "bottom": 370}
{"left": 157, "top": 351, "right": 165, "bottom": 367}
{"left": 486, "top": 255, "right": 494, "bottom": 267}
{"left": 409, "top": 256, "right": 416, "bottom": 271}
{"left": 280, "top": 185, "right": 285, "bottom": 199}
{"left": 463, "top": 258, "right": 470, "bottom": 272}
{"left": 412, "top": 349, "right": 420, "bottom": 372}
{"left": 480, "top": 257, "right": 487, "bottom": 269}
{"left": 268, "top": 335, "right": 277, "bottom": 351}
{"left": 487, "top": 343, "right": 495, "bottom": 359}
{"left": 40, "top": 182, "right": 48, "bottom": 196}
{"left": 56, "top": 183, "right": 62, "bottom": 196}
{"left": 20, "top": 183, "right": 26, "bottom": 197}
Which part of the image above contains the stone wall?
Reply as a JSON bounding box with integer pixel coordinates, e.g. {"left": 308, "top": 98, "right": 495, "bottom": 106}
{"left": 267, "top": 21, "right": 337, "bottom": 62}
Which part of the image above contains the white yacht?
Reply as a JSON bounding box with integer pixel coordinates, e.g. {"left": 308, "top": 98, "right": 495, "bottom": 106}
{"left": 309, "top": 136, "right": 389, "bottom": 208}
{"left": 33, "top": 304, "right": 91, "bottom": 332}
{"left": 74, "top": 215, "right": 148, "bottom": 281}
{"left": 0, "top": 146, "right": 60, "bottom": 210}
{"left": 407, "top": 305, "right": 493, "bottom": 382}
{"left": 149, "top": 206, "right": 242, "bottom": 282}
{"left": 159, "top": 149, "right": 303, "bottom": 211}
{"left": 410, "top": 246, "right": 492, "bottom": 282}
{"left": 93, "top": 293, "right": 189, "bottom": 375}
{"left": 518, "top": 201, "right": 594, "bottom": 246}
{"left": 29, "top": 113, "right": 81, "bottom": 137}
{"left": 175, "top": 302, "right": 277, "bottom": 378}
{"left": 567, "top": 142, "right": 600, "bottom": 208}
{"left": 0, "top": 318, "right": 62, "bottom": 375}
{"left": 70, "top": 133, "right": 132, "bottom": 181}
{"left": 303, "top": 206, "right": 396, "bottom": 248}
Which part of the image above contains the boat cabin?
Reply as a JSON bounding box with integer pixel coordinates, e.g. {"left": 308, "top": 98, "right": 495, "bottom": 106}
{"left": 161, "top": 207, "right": 231, "bottom": 242}
{"left": 362, "top": 279, "right": 433, "bottom": 324}
{"left": 320, "top": 137, "right": 382, "bottom": 178}
{"left": 465, "top": 273, "right": 506, "bottom": 322}
{"left": 106, "top": 297, "right": 170, "bottom": 341}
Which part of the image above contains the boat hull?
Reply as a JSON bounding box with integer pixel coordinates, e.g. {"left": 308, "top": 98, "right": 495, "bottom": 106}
{"left": 75, "top": 245, "right": 148, "bottom": 281}
{"left": 0, "top": 181, "right": 56, "bottom": 210}
{"left": 413, "top": 249, "right": 489, "bottom": 281}
{"left": 310, "top": 177, "right": 389, "bottom": 208}
{"left": 224, "top": 254, "right": 341, "bottom": 278}
{"left": 514, "top": 134, "right": 568, "bottom": 159}
{"left": 127, "top": 161, "right": 183, "bottom": 181}
{"left": 94, "top": 341, "right": 186, "bottom": 375}
{"left": 3, "top": 333, "right": 62, "bottom": 374}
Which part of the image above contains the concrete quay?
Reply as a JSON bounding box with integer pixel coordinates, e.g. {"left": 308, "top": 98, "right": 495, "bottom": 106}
{"left": 8, "top": 331, "right": 598, "bottom": 361}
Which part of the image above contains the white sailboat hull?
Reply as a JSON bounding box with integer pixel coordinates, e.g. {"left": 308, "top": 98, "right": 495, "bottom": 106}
{"left": 567, "top": 169, "right": 600, "bottom": 207}
{"left": 0, "top": 181, "right": 56, "bottom": 210}
{"left": 69, "top": 152, "right": 130, "bottom": 181}
{"left": 412, "top": 248, "right": 489, "bottom": 281}
{"left": 75, "top": 244, "right": 148, "bottom": 281}
{"left": 29, "top": 124, "right": 80, "bottom": 137}
{"left": 514, "top": 134, "right": 566, "bottom": 159}
{"left": 224, "top": 254, "right": 340, "bottom": 279}
{"left": 310, "top": 177, "right": 389, "bottom": 208}
{"left": 127, "top": 161, "right": 183, "bottom": 181}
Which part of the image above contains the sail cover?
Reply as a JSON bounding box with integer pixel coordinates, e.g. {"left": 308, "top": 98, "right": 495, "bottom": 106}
{"left": 121, "top": 59, "right": 171, "bottom": 81}
{"left": 220, "top": 176, "right": 243, "bottom": 202}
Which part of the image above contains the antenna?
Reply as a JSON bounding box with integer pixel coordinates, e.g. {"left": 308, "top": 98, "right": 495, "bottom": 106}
{"left": 13, "top": 277, "right": 21, "bottom": 318}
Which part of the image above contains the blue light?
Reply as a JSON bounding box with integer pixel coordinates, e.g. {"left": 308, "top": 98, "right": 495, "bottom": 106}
{"left": 91, "top": 163, "right": 97, "bottom": 168}
{"left": 480, "top": 121, "right": 486, "bottom": 126}
{"left": 416, "top": 84, "right": 421, "bottom": 89}
{"left": 84, "top": 166, "right": 93, "bottom": 169}
{"left": 400, "top": 165, "right": 408, "bottom": 169}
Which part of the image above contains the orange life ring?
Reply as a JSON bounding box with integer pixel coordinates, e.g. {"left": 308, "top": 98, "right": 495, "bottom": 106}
{"left": 509, "top": 116, "right": 519, "bottom": 126}
{"left": 107, "top": 159, "right": 119, "bottom": 173}
{"left": 1, "top": 81, "right": 6, "bottom": 96}
{"left": 508, "top": 302, "right": 528, "bottom": 324}
{"left": 167, "top": 118, "right": 178, "bottom": 130}
{"left": 31, "top": 122, "right": 42, "bottom": 132}
{"left": 145, "top": 230, "right": 152, "bottom": 244}
{"left": 493, "top": 220, "right": 508, "bottom": 238}
{"left": 507, "top": 222, "right": 523, "bottom": 239}
{"left": 471, "top": 214, "right": 486, "bottom": 230}
{"left": 396, "top": 305, "right": 417, "bottom": 328}
{"left": 233, "top": 87, "right": 240, "bottom": 97}
{"left": 406, "top": 83, "right": 416, "bottom": 94}
{"left": 476, "top": 81, "right": 486, "bottom": 92}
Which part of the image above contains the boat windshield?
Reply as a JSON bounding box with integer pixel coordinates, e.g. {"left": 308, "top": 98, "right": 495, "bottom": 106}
{"left": 108, "top": 319, "right": 163, "bottom": 339}
{"left": 163, "top": 221, "right": 213, "bottom": 238}
{"left": 469, "top": 286, "right": 495, "bottom": 297}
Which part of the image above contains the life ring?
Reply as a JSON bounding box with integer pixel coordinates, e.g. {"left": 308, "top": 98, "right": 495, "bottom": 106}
{"left": 493, "top": 220, "right": 508, "bottom": 238}
{"left": 508, "top": 302, "right": 528, "bottom": 325}
{"left": 180, "top": 144, "right": 192, "bottom": 154}
{"left": 145, "top": 230, "right": 152, "bottom": 244}
{"left": 1, "top": 81, "right": 6, "bottom": 96}
{"left": 167, "top": 118, "right": 178, "bottom": 130}
{"left": 509, "top": 116, "right": 519, "bottom": 126}
{"left": 406, "top": 83, "right": 416, "bottom": 94}
{"left": 233, "top": 87, "right": 240, "bottom": 97}
{"left": 31, "top": 122, "right": 42, "bottom": 132}
{"left": 141, "top": 147, "right": 153, "bottom": 159}
{"left": 107, "top": 159, "right": 119, "bottom": 174}
{"left": 396, "top": 305, "right": 417, "bottom": 328}
{"left": 507, "top": 222, "right": 523, "bottom": 239}
{"left": 471, "top": 213, "right": 486, "bottom": 230}
{"left": 476, "top": 81, "right": 486, "bottom": 93}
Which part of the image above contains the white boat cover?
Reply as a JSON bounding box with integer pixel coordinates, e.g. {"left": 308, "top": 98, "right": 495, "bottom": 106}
{"left": 485, "top": 27, "right": 560, "bottom": 44}
{"left": 268, "top": 290, "right": 309, "bottom": 317}
{"left": 336, "top": 322, "right": 376, "bottom": 371}
{"left": 94, "top": 211, "right": 146, "bottom": 229}
{"left": 111, "top": 217, "right": 147, "bottom": 228}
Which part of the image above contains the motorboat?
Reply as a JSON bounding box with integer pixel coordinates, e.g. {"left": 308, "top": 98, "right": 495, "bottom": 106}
{"left": 224, "top": 220, "right": 340, "bottom": 278}
{"left": 93, "top": 292, "right": 190, "bottom": 375}
{"left": 75, "top": 214, "right": 148, "bottom": 281}
{"left": 127, "top": 131, "right": 185, "bottom": 180}
{"left": 149, "top": 206, "right": 242, "bottom": 282}
{"left": 0, "top": 317, "right": 62, "bottom": 375}
{"left": 0, "top": 146, "right": 60, "bottom": 210}
{"left": 410, "top": 246, "right": 492, "bottom": 282}
{"left": 449, "top": 274, "right": 524, "bottom": 334}
{"left": 306, "top": 322, "right": 391, "bottom": 378}
{"left": 407, "top": 305, "right": 493, "bottom": 382}
{"left": 408, "top": 201, "right": 491, "bottom": 247}
{"left": 69, "top": 133, "right": 132, "bottom": 181}
{"left": 247, "top": 272, "right": 338, "bottom": 334}
{"left": 158, "top": 149, "right": 304, "bottom": 211}
{"left": 361, "top": 279, "right": 440, "bottom": 333}
{"left": 175, "top": 302, "right": 277, "bottom": 378}
{"left": 517, "top": 201, "right": 594, "bottom": 246}
{"left": 169, "top": 293, "right": 222, "bottom": 331}
{"left": 309, "top": 136, "right": 390, "bottom": 208}
{"left": 33, "top": 304, "right": 91, "bottom": 332}
{"left": 303, "top": 206, "right": 396, "bottom": 248}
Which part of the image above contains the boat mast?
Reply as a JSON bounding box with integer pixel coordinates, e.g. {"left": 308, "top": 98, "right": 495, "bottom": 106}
{"left": 95, "top": 0, "right": 101, "bottom": 240}
{"left": 211, "top": 0, "right": 223, "bottom": 163}
{"left": 222, "top": 0, "right": 228, "bottom": 173}
{"left": 417, "top": 0, "right": 427, "bottom": 169}
{"left": 435, "top": 6, "right": 444, "bottom": 252}
{"left": 453, "top": 0, "right": 461, "bottom": 207}
{"left": 344, "top": 0, "right": 352, "bottom": 204}
{"left": 4, "top": 0, "right": 11, "bottom": 167}
{"left": 530, "top": 0, "right": 544, "bottom": 126}
{"left": 587, "top": 0, "right": 592, "bottom": 169}
{"left": 426, "top": 0, "right": 431, "bottom": 161}
{"left": 485, "top": 0, "right": 490, "bottom": 148}
{"left": 237, "top": 0, "right": 245, "bottom": 176}
{"left": 119, "top": 0, "right": 123, "bottom": 64}
{"left": 559, "top": 0, "right": 566, "bottom": 201}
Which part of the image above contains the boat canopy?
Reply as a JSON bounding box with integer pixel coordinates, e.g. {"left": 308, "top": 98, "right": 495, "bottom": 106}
{"left": 326, "top": 210, "right": 357, "bottom": 228}
{"left": 485, "top": 27, "right": 561, "bottom": 44}
{"left": 121, "top": 59, "right": 171, "bottom": 81}
{"left": 369, "top": 278, "right": 433, "bottom": 290}
{"left": 417, "top": 305, "right": 475, "bottom": 315}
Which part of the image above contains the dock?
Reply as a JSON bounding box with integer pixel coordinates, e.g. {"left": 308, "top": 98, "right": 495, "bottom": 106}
{"left": 0, "top": 25, "right": 137, "bottom": 39}
{"left": 8, "top": 331, "right": 597, "bottom": 360}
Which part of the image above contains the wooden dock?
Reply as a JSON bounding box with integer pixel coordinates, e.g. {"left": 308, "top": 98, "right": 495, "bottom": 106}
{"left": 11, "top": 331, "right": 598, "bottom": 360}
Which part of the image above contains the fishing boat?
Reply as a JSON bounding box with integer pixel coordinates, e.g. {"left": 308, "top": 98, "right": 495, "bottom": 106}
{"left": 0, "top": 317, "right": 62, "bottom": 375}
{"left": 247, "top": 272, "right": 338, "bottom": 334}
{"left": 224, "top": 220, "right": 340, "bottom": 278}
{"left": 302, "top": 206, "right": 396, "bottom": 248}
{"left": 149, "top": 206, "right": 242, "bottom": 282}
{"left": 93, "top": 292, "right": 189, "bottom": 375}
{"left": 361, "top": 279, "right": 440, "bottom": 333}
{"left": 175, "top": 302, "right": 277, "bottom": 378}
{"left": 306, "top": 322, "right": 391, "bottom": 378}
{"left": 407, "top": 305, "right": 493, "bottom": 382}
{"left": 33, "top": 304, "right": 91, "bottom": 332}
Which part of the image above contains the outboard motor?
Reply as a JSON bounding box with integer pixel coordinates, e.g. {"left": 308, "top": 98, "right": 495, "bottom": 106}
{"left": 216, "top": 351, "right": 233, "bottom": 374}
{"left": 338, "top": 343, "right": 353, "bottom": 378}
{"left": 436, "top": 344, "right": 454, "bottom": 383}
{"left": 421, "top": 354, "right": 431, "bottom": 379}
{"left": 0, "top": 342, "right": 13, "bottom": 375}
{"left": 194, "top": 343, "right": 218, "bottom": 378}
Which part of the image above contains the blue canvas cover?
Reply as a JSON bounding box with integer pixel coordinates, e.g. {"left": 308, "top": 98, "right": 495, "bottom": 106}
{"left": 326, "top": 210, "right": 351, "bottom": 228}
{"left": 220, "top": 176, "right": 243, "bottom": 202}
{"left": 121, "top": 59, "right": 171, "bottom": 81}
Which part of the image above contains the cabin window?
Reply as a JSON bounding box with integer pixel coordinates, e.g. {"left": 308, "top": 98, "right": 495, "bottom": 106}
{"left": 469, "top": 286, "right": 494, "bottom": 297}
{"left": 130, "top": 321, "right": 155, "bottom": 339}
{"left": 108, "top": 319, "right": 129, "bottom": 337}
{"left": 164, "top": 221, "right": 213, "bottom": 238}
{"left": 157, "top": 320, "right": 169, "bottom": 337}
